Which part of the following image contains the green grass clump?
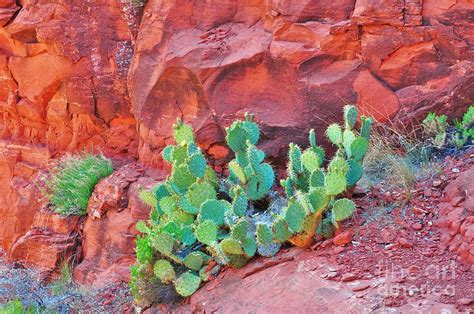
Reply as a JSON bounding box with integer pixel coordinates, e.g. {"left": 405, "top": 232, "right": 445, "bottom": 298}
{"left": 47, "top": 154, "right": 113, "bottom": 216}
{"left": 50, "top": 263, "right": 73, "bottom": 296}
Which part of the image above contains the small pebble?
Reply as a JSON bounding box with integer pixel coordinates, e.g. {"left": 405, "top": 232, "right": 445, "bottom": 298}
{"left": 452, "top": 167, "right": 460, "bottom": 173}
{"left": 398, "top": 238, "right": 414, "bottom": 249}
{"left": 412, "top": 223, "right": 423, "bottom": 231}
{"left": 341, "top": 273, "right": 359, "bottom": 282}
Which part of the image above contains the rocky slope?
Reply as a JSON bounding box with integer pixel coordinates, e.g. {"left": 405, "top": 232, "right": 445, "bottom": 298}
{"left": 0, "top": 0, "right": 473, "bottom": 289}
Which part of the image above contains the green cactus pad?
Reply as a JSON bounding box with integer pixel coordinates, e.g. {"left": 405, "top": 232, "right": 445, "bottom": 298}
{"left": 243, "top": 237, "right": 257, "bottom": 257}
{"left": 312, "top": 146, "right": 325, "bottom": 165}
{"left": 325, "top": 172, "right": 347, "bottom": 196}
{"left": 175, "top": 272, "right": 202, "bottom": 297}
{"left": 229, "top": 161, "right": 247, "bottom": 184}
{"left": 186, "top": 182, "right": 217, "bottom": 209}
{"left": 259, "top": 163, "right": 275, "bottom": 190}
{"left": 247, "top": 176, "right": 267, "bottom": 201}
{"left": 154, "top": 260, "right": 176, "bottom": 283}
{"left": 172, "top": 145, "right": 189, "bottom": 165}
{"left": 281, "top": 178, "right": 295, "bottom": 198}
{"left": 257, "top": 243, "right": 281, "bottom": 257}
{"left": 256, "top": 224, "right": 273, "bottom": 245}
{"left": 180, "top": 226, "right": 197, "bottom": 246}
{"left": 178, "top": 196, "right": 199, "bottom": 215}
{"left": 136, "top": 221, "right": 149, "bottom": 234}
{"left": 302, "top": 150, "right": 320, "bottom": 172}
{"left": 231, "top": 219, "right": 249, "bottom": 243}
{"left": 307, "top": 187, "right": 329, "bottom": 213}
{"left": 162, "top": 145, "right": 174, "bottom": 163}
{"left": 343, "top": 129, "right": 356, "bottom": 158}
{"left": 360, "top": 116, "right": 373, "bottom": 140}
{"left": 171, "top": 210, "right": 195, "bottom": 226}
{"left": 350, "top": 137, "right": 369, "bottom": 161}
{"left": 155, "top": 183, "right": 171, "bottom": 199}
{"left": 135, "top": 235, "right": 153, "bottom": 263}
{"left": 204, "top": 167, "right": 219, "bottom": 189}
{"left": 344, "top": 105, "right": 358, "bottom": 129}
{"left": 347, "top": 159, "right": 363, "bottom": 187}
{"left": 332, "top": 198, "right": 356, "bottom": 222}
{"left": 153, "top": 233, "right": 175, "bottom": 256}
{"left": 161, "top": 221, "right": 179, "bottom": 237}
{"left": 326, "top": 123, "right": 343, "bottom": 146}
{"left": 242, "top": 119, "right": 260, "bottom": 145}
{"left": 198, "top": 199, "right": 226, "bottom": 226}
{"left": 172, "top": 164, "right": 196, "bottom": 190}
{"left": 195, "top": 220, "right": 218, "bottom": 246}
{"left": 173, "top": 120, "right": 195, "bottom": 144}
{"left": 188, "top": 152, "right": 207, "bottom": 178}
{"left": 159, "top": 196, "right": 177, "bottom": 214}
{"left": 232, "top": 194, "right": 248, "bottom": 217}
{"left": 184, "top": 252, "right": 204, "bottom": 271}
{"left": 328, "top": 156, "right": 349, "bottom": 174}
{"left": 289, "top": 144, "right": 302, "bottom": 174}
{"left": 310, "top": 169, "right": 325, "bottom": 188}
{"left": 187, "top": 142, "right": 198, "bottom": 155}
{"left": 309, "top": 129, "right": 317, "bottom": 147}
{"left": 235, "top": 152, "right": 250, "bottom": 169}
{"left": 221, "top": 238, "right": 244, "bottom": 255}
{"left": 226, "top": 123, "right": 248, "bottom": 153}
{"left": 248, "top": 145, "right": 262, "bottom": 170}
{"left": 272, "top": 218, "right": 292, "bottom": 243}
{"left": 284, "top": 200, "right": 306, "bottom": 233}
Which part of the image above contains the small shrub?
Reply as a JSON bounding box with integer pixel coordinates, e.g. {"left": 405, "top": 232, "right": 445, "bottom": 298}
{"left": 361, "top": 119, "right": 435, "bottom": 195}
{"left": 133, "top": 106, "right": 371, "bottom": 301}
{"left": 422, "top": 105, "right": 473, "bottom": 150}
{"left": 47, "top": 154, "right": 113, "bottom": 216}
{"left": 50, "top": 263, "right": 73, "bottom": 296}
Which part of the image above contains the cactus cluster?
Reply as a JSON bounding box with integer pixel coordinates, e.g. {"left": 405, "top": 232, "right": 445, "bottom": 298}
{"left": 132, "top": 117, "right": 273, "bottom": 300}
{"left": 133, "top": 107, "right": 372, "bottom": 301}
{"left": 277, "top": 105, "right": 372, "bottom": 246}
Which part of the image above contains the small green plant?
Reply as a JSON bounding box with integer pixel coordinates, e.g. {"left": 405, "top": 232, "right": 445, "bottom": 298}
{"left": 422, "top": 105, "right": 473, "bottom": 150}
{"left": 50, "top": 263, "right": 73, "bottom": 296}
{"left": 422, "top": 112, "right": 448, "bottom": 148}
{"left": 47, "top": 154, "right": 113, "bottom": 216}
{"left": 361, "top": 115, "right": 435, "bottom": 197}
{"left": 453, "top": 105, "right": 474, "bottom": 148}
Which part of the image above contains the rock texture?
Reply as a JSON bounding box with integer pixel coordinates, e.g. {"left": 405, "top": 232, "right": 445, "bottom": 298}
{"left": 0, "top": 0, "right": 473, "bottom": 288}
{"left": 129, "top": 0, "right": 474, "bottom": 166}
{"left": 73, "top": 163, "right": 158, "bottom": 287}
{"left": 436, "top": 166, "right": 474, "bottom": 265}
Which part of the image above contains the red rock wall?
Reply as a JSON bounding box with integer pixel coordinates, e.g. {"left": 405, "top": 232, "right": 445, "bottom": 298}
{"left": 0, "top": 0, "right": 473, "bottom": 286}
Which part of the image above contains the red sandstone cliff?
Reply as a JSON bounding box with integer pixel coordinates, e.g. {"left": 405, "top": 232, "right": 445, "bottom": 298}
{"left": 0, "top": 0, "right": 473, "bottom": 286}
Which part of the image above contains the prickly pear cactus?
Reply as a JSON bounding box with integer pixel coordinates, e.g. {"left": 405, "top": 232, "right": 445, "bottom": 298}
{"left": 278, "top": 105, "right": 372, "bottom": 248}
{"left": 226, "top": 114, "right": 275, "bottom": 201}
{"left": 132, "top": 108, "right": 372, "bottom": 302}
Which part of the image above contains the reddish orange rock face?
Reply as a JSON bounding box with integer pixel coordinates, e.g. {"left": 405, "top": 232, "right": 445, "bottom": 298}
{"left": 0, "top": 0, "right": 473, "bottom": 289}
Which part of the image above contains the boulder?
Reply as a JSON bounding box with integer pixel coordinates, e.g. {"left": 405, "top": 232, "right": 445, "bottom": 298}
{"left": 73, "top": 164, "right": 158, "bottom": 287}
